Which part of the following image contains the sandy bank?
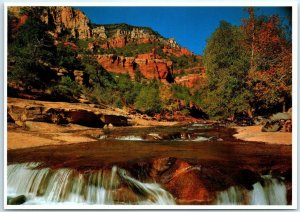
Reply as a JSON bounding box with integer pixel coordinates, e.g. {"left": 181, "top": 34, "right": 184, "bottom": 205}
{"left": 8, "top": 131, "right": 98, "bottom": 150}
{"left": 233, "top": 125, "right": 292, "bottom": 145}
{"left": 7, "top": 97, "right": 179, "bottom": 150}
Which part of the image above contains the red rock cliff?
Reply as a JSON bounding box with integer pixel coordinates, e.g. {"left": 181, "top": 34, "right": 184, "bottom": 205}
{"left": 96, "top": 54, "right": 174, "bottom": 83}
{"left": 41, "top": 7, "right": 91, "bottom": 39}
{"left": 8, "top": 6, "right": 91, "bottom": 39}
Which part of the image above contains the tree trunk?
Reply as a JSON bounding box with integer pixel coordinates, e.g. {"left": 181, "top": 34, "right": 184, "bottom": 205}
{"left": 283, "top": 99, "right": 286, "bottom": 112}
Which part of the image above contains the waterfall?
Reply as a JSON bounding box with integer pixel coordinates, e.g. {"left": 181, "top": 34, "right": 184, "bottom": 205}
{"left": 215, "top": 186, "right": 245, "bottom": 205}
{"left": 117, "top": 168, "right": 175, "bottom": 205}
{"left": 7, "top": 163, "right": 288, "bottom": 205}
{"left": 250, "top": 175, "right": 287, "bottom": 205}
{"left": 7, "top": 163, "right": 175, "bottom": 205}
{"left": 215, "top": 175, "right": 287, "bottom": 205}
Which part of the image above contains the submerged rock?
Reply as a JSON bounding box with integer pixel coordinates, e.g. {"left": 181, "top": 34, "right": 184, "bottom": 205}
{"left": 150, "top": 158, "right": 234, "bottom": 204}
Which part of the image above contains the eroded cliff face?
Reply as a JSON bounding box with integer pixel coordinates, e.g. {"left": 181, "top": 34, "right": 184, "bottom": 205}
{"left": 96, "top": 54, "right": 174, "bottom": 83}
{"left": 163, "top": 38, "right": 193, "bottom": 57}
{"left": 175, "top": 74, "right": 205, "bottom": 88}
{"left": 100, "top": 27, "right": 161, "bottom": 49}
{"left": 8, "top": 6, "right": 91, "bottom": 39}
{"left": 92, "top": 26, "right": 107, "bottom": 40}
{"left": 41, "top": 7, "right": 91, "bottom": 39}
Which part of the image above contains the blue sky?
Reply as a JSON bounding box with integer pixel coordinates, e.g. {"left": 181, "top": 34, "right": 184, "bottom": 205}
{"left": 77, "top": 7, "right": 291, "bottom": 55}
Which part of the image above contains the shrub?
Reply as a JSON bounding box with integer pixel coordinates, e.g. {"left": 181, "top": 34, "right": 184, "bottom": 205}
{"left": 52, "top": 76, "right": 81, "bottom": 101}
{"left": 134, "top": 83, "right": 162, "bottom": 115}
{"left": 171, "top": 85, "right": 191, "bottom": 103}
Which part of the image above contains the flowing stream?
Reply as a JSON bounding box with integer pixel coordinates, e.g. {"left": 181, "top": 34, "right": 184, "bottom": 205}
{"left": 7, "top": 163, "right": 175, "bottom": 205}
{"left": 8, "top": 163, "right": 288, "bottom": 205}
{"left": 7, "top": 124, "right": 291, "bottom": 205}
{"left": 215, "top": 176, "right": 287, "bottom": 205}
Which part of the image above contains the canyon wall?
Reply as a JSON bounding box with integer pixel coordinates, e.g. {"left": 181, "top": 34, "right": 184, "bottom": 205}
{"left": 8, "top": 6, "right": 204, "bottom": 87}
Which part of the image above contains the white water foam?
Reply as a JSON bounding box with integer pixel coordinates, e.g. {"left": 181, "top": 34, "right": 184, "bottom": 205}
{"left": 7, "top": 163, "right": 175, "bottom": 205}
{"left": 98, "top": 135, "right": 108, "bottom": 140}
{"left": 215, "top": 175, "right": 287, "bottom": 205}
{"left": 192, "top": 136, "right": 210, "bottom": 142}
{"left": 116, "top": 136, "right": 144, "bottom": 141}
{"left": 250, "top": 175, "right": 287, "bottom": 205}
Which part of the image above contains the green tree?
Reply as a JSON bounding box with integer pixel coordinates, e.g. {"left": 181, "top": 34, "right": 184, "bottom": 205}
{"left": 134, "top": 82, "right": 162, "bottom": 115}
{"left": 115, "top": 74, "right": 141, "bottom": 105}
{"left": 56, "top": 43, "right": 82, "bottom": 70}
{"left": 202, "top": 21, "right": 251, "bottom": 119}
{"left": 83, "top": 59, "right": 115, "bottom": 88}
{"left": 51, "top": 76, "right": 81, "bottom": 101}
{"left": 8, "top": 15, "right": 56, "bottom": 89}
{"left": 171, "top": 85, "right": 191, "bottom": 103}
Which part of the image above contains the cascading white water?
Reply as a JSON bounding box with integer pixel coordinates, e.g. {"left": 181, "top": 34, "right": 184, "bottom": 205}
{"left": 7, "top": 163, "right": 175, "bottom": 205}
{"left": 215, "top": 186, "right": 245, "bottom": 205}
{"left": 8, "top": 163, "right": 288, "bottom": 205}
{"left": 250, "top": 175, "right": 287, "bottom": 205}
{"left": 117, "top": 168, "right": 175, "bottom": 205}
{"left": 215, "top": 175, "right": 288, "bottom": 205}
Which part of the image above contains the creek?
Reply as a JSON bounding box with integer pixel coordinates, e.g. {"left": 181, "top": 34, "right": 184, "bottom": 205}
{"left": 7, "top": 124, "right": 292, "bottom": 205}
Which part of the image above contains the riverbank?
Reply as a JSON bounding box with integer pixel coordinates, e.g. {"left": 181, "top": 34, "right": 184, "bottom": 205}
{"left": 7, "top": 120, "right": 179, "bottom": 150}
{"left": 7, "top": 98, "right": 292, "bottom": 150}
{"left": 233, "top": 125, "right": 292, "bottom": 145}
{"left": 7, "top": 97, "right": 179, "bottom": 150}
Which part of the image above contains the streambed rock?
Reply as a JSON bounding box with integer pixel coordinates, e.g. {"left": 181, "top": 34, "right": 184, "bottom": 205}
{"left": 262, "top": 121, "right": 282, "bottom": 132}
{"left": 7, "top": 195, "right": 26, "bottom": 205}
{"left": 148, "top": 157, "right": 269, "bottom": 204}
{"left": 261, "top": 111, "right": 292, "bottom": 132}
{"left": 112, "top": 186, "right": 140, "bottom": 203}
{"left": 149, "top": 158, "right": 230, "bottom": 204}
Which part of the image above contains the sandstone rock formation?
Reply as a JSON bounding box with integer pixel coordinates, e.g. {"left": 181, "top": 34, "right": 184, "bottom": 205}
{"left": 8, "top": 98, "right": 129, "bottom": 128}
{"left": 92, "top": 26, "right": 107, "bottom": 40}
{"left": 73, "top": 70, "right": 88, "bottom": 85}
{"left": 41, "top": 7, "right": 91, "bottom": 39}
{"left": 9, "top": 6, "right": 200, "bottom": 84}
{"left": 149, "top": 157, "right": 229, "bottom": 204}
{"left": 162, "top": 38, "right": 193, "bottom": 57}
{"left": 8, "top": 6, "right": 207, "bottom": 91}
{"left": 8, "top": 6, "right": 91, "bottom": 39}
{"left": 96, "top": 54, "right": 174, "bottom": 83}
{"left": 100, "top": 27, "right": 161, "bottom": 49}
{"left": 175, "top": 74, "right": 205, "bottom": 88}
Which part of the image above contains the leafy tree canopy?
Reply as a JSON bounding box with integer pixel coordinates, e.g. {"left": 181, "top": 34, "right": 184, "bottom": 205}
{"left": 202, "top": 21, "right": 251, "bottom": 118}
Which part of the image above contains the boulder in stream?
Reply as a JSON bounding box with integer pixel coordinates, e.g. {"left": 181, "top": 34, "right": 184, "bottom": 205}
{"left": 7, "top": 195, "right": 26, "bottom": 205}
{"left": 262, "top": 121, "right": 282, "bottom": 132}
